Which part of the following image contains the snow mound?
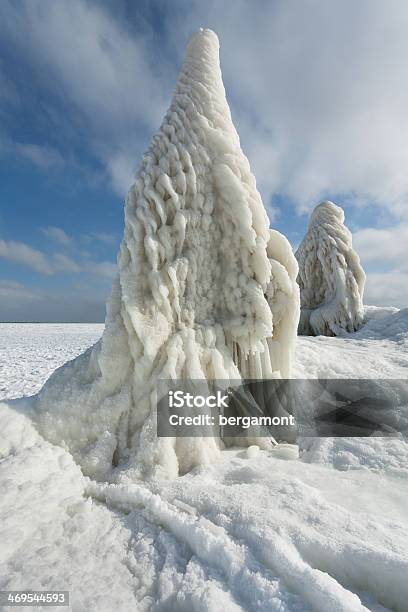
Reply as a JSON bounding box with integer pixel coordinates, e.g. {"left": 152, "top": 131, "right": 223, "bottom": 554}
{"left": 293, "top": 308, "right": 408, "bottom": 379}
{"left": 34, "top": 29, "right": 299, "bottom": 480}
{"left": 3, "top": 400, "right": 408, "bottom": 612}
{"left": 363, "top": 305, "right": 399, "bottom": 325}
{"left": 355, "top": 307, "right": 408, "bottom": 342}
{"left": 296, "top": 201, "right": 365, "bottom": 336}
{"left": 2, "top": 320, "right": 408, "bottom": 610}
{"left": 0, "top": 402, "right": 159, "bottom": 611}
{"left": 300, "top": 436, "right": 408, "bottom": 474}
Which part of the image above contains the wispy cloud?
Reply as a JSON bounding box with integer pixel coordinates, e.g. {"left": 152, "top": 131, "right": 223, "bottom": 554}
{"left": 0, "top": 0, "right": 169, "bottom": 195}
{"left": 86, "top": 261, "right": 116, "bottom": 279}
{"left": 0, "top": 239, "right": 53, "bottom": 275}
{"left": 105, "top": 151, "right": 137, "bottom": 197}
{"left": 0, "top": 280, "right": 40, "bottom": 302}
{"left": 15, "top": 143, "right": 65, "bottom": 169}
{"left": 83, "top": 231, "right": 118, "bottom": 246}
{"left": 0, "top": 279, "right": 108, "bottom": 322}
{"left": 40, "top": 225, "right": 119, "bottom": 249}
{"left": 1, "top": 0, "right": 408, "bottom": 317}
{"left": 353, "top": 223, "right": 408, "bottom": 307}
{"left": 363, "top": 271, "right": 408, "bottom": 308}
{"left": 53, "top": 253, "right": 81, "bottom": 274}
{"left": 354, "top": 225, "right": 408, "bottom": 269}
{"left": 168, "top": 0, "right": 408, "bottom": 217}
{"left": 0, "top": 236, "right": 115, "bottom": 279}
{"left": 4, "top": 0, "right": 408, "bottom": 214}
{"left": 41, "top": 226, "right": 73, "bottom": 246}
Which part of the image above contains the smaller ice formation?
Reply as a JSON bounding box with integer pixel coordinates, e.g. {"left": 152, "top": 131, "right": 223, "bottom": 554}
{"left": 295, "top": 201, "right": 365, "bottom": 336}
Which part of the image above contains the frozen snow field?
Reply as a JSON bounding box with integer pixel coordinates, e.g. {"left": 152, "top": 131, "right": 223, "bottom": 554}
{"left": 0, "top": 309, "right": 407, "bottom": 611}
{"left": 0, "top": 323, "right": 103, "bottom": 401}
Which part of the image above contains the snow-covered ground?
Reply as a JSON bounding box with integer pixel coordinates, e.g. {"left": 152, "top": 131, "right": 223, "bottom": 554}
{"left": 0, "top": 324, "right": 103, "bottom": 400}
{"left": 1, "top": 308, "right": 407, "bottom": 611}
{"left": 1, "top": 307, "right": 405, "bottom": 401}
{"left": 293, "top": 306, "right": 408, "bottom": 379}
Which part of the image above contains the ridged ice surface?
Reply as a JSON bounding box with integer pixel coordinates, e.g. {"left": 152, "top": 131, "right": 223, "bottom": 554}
{"left": 296, "top": 201, "right": 365, "bottom": 336}
{"left": 34, "top": 29, "right": 299, "bottom": 479}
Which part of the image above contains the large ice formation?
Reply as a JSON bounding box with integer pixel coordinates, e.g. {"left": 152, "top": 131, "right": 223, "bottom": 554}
{"left": 295, "top": 201, "right": 365, "bottom": 336}
{"left": 34, "top": 29, "right": 299, "bottom": 479}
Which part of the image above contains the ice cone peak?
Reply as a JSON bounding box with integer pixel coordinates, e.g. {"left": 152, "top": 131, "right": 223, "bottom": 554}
{"left": 171, "top": 28, "right": 233, "bottom": 142}
{"left": 178, "top": 28, "right": 221, "bottom": 90}
{"left": 185, "top": 28, "right": 219, "bottom": 63}
{"left": 309, "top": 200, "right": 344, "bottom": 228}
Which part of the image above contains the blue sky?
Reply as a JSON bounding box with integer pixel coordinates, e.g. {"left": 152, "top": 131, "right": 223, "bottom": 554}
{"left": 1, "top": 0, "right": 408, "bottom": 321}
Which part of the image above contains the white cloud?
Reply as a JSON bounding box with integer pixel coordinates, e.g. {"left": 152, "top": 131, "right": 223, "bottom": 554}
{"left": 354, "top": 225, "right": 408, "bottom": 269}
{"left": 41, "top": 226, "right": 119, "bottom": 248}
{"left": 0, "top": 280, "right": 40, "bottom": 302}
{"left": 0, "top": 280, "right": 108, "bottom": 322}
{"left": 53, "top": 253, "right": 81, "bottom": 274}
{"left": 0, "top": 0, "right": 169, "bottom": 195}
{"left": 0, "top": 239, "right": 53, "bottom": 275}
{"left": 41, "top": 226, "right": 73, "bottom": 246}
{"left": 352, "top": 223, "right": 408, "bottom": 308}
{"left": 4, "top": 0, "right": 408, "bottom": 213}
{"left": 86, "top": 261, "right": 116, "bottom": 280}
{"left": 3, "top": 0, "right": 408, "bottom": 215}
{"left": 0, "top": 236, "right": 115, "bottom": 279}
{"left": 87, "top": 231, "right": 118, "bottom": 245}
{"left": 2, "top": 0, "right": 408, "bottom": 315}
{"left": 106, "top": 151, "right": 137, "bottom": 197}
{"left": 363, "top": 271, "right": 408, "bottom": 309}
{"left": 168, "top": 0, "right": 408, "bottom": 217}
{"left": 15, "top": 143, "right": 64, "bottom": 169}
